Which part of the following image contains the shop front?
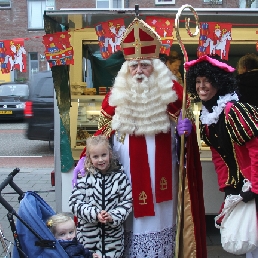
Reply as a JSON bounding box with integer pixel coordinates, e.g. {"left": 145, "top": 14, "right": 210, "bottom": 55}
{"left": 44, "top": 6, "right": 258, "bottom": 214}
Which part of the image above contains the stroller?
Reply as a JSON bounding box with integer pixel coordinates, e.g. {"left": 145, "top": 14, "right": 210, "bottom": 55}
{"left": 0, "top": 168, "right": 70, "bottom": 258}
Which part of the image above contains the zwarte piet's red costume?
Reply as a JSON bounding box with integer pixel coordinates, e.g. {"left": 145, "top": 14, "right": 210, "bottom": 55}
{"left": 185, "top": 55, "right": 258, "bottom": 257}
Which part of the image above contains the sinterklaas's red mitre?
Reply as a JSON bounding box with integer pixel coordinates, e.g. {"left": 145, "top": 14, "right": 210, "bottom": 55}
{"left": 120, "top": 17, "right": 161, "bottom": 60}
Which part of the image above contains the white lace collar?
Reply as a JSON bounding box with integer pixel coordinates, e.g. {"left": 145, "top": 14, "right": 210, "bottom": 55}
{"left": 200, "top": 93, "right": 239, "bottom": 126}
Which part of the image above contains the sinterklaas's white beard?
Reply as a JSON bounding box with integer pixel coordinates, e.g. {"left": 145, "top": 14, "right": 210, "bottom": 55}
{"left": 109, "top": 59, "right": 178, "bottom": 136}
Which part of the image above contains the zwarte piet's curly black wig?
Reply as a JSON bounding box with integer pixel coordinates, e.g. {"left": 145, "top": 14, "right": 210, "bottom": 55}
{"left": 185, "top": 56, "right": 238, "bottom": 102}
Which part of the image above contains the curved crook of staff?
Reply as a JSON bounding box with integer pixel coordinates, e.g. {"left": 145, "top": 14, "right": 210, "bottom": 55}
{"left": 174, "top": 5, "right": 199, "bottom": 258}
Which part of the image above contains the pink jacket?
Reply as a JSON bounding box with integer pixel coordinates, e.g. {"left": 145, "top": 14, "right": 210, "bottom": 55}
{"left": 211, "top": 102, "right": 258, "bottom": 194}
{"left": 211, "top": 137, "right": 258, "bottom": 194}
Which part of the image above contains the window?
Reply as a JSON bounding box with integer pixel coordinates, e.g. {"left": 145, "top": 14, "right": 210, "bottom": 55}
{"left": 239, "top": 0, "right": 257, "bottom": 7}
{"left": 0, "top": 0, "right": 11, "bottom": 8}
{"left": 27, "top": 0, "right": 55, "bottom": 29}
{"left": 203, "top": 0, "right": 222, "bottom": 3}
{"left": 29, "top": 52, "right": 39, "bottom": 78}
{"left": 46, "top": 0, "right": 55, "bottom": 6}
{"left": 155, "top": 0, "right": 175, "bottom": 5}
{"left": 27, "top": 0, "right": 45, "bottom": 29}
{"left": 96, "top": 0, "right": 124, "bottom": 8}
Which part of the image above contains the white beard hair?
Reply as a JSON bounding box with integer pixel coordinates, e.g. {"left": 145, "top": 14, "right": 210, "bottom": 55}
{"left": 109, "top": 59, "right": 178, "bottom": 136}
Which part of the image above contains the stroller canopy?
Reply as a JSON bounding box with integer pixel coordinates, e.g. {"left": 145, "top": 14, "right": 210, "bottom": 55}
{"left": 13, "top": 191, "right": 69, "bottom": 258}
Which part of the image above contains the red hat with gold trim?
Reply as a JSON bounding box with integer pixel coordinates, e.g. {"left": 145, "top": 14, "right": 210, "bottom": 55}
{"left": 120, "top": 17, "right": 161, "bottom": 60}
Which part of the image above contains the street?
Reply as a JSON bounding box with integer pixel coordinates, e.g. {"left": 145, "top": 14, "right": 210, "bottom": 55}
{"left": 0, "top": 121, "right": 54, "bottom": 168}
{"left": 0, "top": 121, "right": 55, "bottom": 257}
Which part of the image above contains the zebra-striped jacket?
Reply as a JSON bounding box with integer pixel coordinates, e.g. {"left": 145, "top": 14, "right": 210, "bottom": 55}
{"left": 69, "top": 169, "right": 132, "bottom": 258}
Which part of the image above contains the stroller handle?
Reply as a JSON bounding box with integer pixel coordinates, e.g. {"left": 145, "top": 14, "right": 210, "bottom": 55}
{"left": 0, "top": 168, "right": 57, "bottom": 254}
{"left": 0, "top": 168, "right": 23, "bottom": 213}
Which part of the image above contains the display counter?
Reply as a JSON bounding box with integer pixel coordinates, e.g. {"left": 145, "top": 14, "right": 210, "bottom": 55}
{"left": 70, "top": 94, "right": 104, "bottom": 160}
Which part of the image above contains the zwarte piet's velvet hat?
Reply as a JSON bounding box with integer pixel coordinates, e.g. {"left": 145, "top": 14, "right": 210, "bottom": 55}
{"left": 184, "top": 55, "right": 235, "bottom": 73}
{"left": 185, "top": 55, "right": 238, "bottom": 101}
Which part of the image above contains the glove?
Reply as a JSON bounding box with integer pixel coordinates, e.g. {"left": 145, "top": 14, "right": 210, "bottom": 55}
{"left": 224, "top": 186, "right": 239, "bottom": 198}
{"left": 72, "top": 156, "right": 86, "bottom": 188}
{"left": 240, "top": 190, "right": 256, "bottom": 203}
{"left": 176, "top": 111, "right": 192, "bottom": 137}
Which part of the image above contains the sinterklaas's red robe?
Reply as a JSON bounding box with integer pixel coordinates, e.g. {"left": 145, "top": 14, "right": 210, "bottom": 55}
{"left": 80, "top": 80, "right": 207, "bottom": 257}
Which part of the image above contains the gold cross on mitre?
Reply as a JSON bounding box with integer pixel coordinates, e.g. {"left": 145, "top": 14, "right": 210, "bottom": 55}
{"left": 132, "top": 39, "right": 141, "bottom": 52}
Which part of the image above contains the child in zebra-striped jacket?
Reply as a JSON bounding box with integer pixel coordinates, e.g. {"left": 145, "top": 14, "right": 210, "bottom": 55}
{"left": 69, "top": 135, "right": 132, "bottom": 258}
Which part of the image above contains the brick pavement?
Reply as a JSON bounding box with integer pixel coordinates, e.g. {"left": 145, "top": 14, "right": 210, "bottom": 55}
{"left": 0, "top": 168, "right": 247, "bottom": 258}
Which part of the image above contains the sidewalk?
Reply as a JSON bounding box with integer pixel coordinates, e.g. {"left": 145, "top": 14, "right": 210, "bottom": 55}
{"left": 0, "top": 168, "right": 246, "bottom": 258}
{"left": 0, "top": 168, "right": 56, "bottom": 257}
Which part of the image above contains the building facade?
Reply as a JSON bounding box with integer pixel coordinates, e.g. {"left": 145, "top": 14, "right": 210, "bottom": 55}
{"left": 0, "top": 0, "right": 255, "bottom": 81}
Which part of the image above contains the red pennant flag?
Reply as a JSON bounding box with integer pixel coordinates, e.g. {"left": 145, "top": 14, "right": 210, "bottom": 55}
{"left": 198, "top": 22, "right": 232, "bottom": 60}
{"left": 95, "top": 18, "right": 126, "bottom": 59}
{"left": 145, "top": 16, "right": 174, "bottom": 55}
{"left": 0, "top": 38, "right": 26, "bottom": 74}
{"left": 42, "top": 31, "right": 74, "bottom": 67}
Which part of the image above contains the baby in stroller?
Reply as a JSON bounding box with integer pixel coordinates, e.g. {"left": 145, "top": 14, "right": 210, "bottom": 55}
{"left": 10, "top": 189, "right": 101, "bottom": 258}
{"left": 46, "top": 212, "right": 100, "bottom": 258}
{"left": 0, "top": 168, "right": 112, "bottom": 258}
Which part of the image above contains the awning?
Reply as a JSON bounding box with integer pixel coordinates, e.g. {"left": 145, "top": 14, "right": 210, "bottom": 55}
{"left": 44, "top": 7, "right": 258, "bottom": 56}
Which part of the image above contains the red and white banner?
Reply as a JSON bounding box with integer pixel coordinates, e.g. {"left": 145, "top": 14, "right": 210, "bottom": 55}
{"left": 0, "top": 38, "right": 26, "bottom": 74}
{"left": 95, "top": 18, "right": 126, "bottom": 59}
{"left": 1, "top": 18, "right": 255, "bottom": 73}
{"left": 145, "top": 16, "right": 174, "bottom": 56}
{"left": 42, "top": 31, "right": 74, "bottom": 67}
{"left": 198, "top": 22, "right": 232, "bottom": 60}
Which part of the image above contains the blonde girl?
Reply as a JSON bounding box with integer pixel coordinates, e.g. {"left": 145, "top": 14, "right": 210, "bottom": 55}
{"left": 69, "top": 135, "right": 132, "bottom": 258}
